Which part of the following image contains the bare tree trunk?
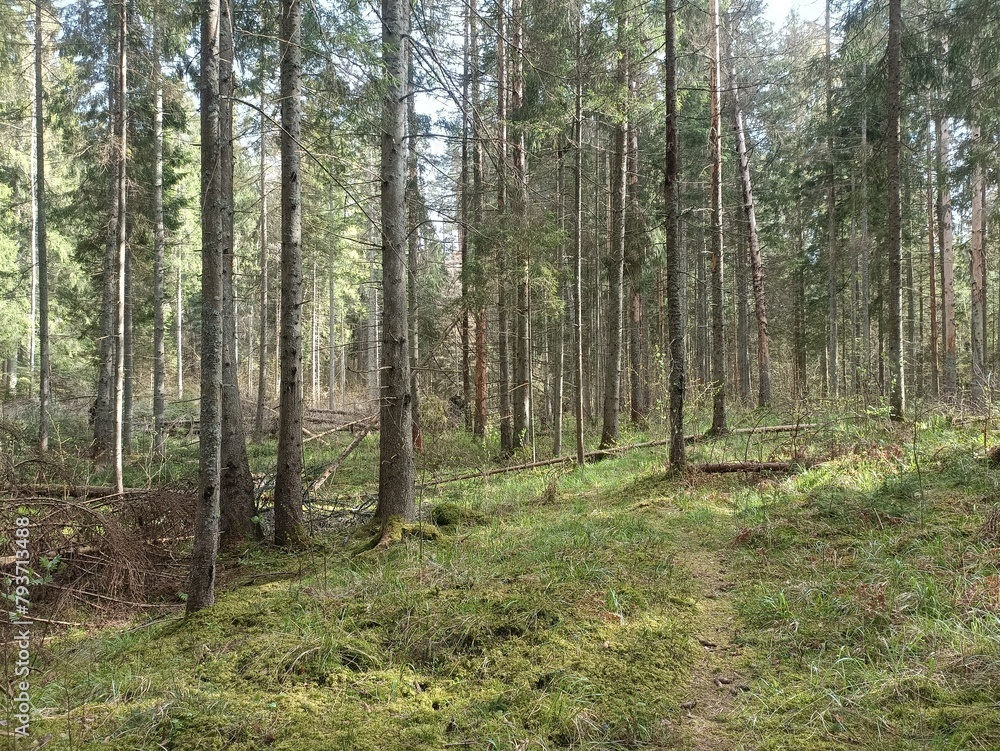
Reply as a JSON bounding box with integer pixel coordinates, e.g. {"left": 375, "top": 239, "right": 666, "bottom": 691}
{"left": 969, "top": 45, "right": 987, "bottom": 410}
{"left": 626, "top": 81, "right": 648, "bottom": 427}
{"left": 34, "top": 0, "right": 50, "bottom": 453}
{"left": 219, "top": 0, "right": 256, "bottom": 549}
{"left": 152, "top": 17, "right": 166, "bottom": 459}
{"left": 665, "top": 0, "right": 684, "bottom": 469}
{"left": 886, "top": 0, "right": 904, "bottom": 420}
{"left": 926, "top": 131, "right": 939, "bottom": 397}
{"left": 176, "top": 250, "right": 184, "bottom": 399}
{"left": 113, "top": 0, "right": 127, "bottom": 493}
{"left": 510, "top": 0, "right": 530, "bottom": 451}
{"left": 328, "top": 202, "right": 336, "bottom": 410}
{"left": 573, "top": 14, "right": 585, "bottom": 466}
{"left": 460, "top": 3, "right": 472, "bottom": 431}
{"left": 860, "top": 65, "right": 871, "bottom": 388}
{"left": 188, "top": 0, "right": 223, "bottom": 613}
{"left": 599, "top": 12, "right": 628, "bottom": 450}
{"left": 123, "top": 248, "right": 133, "bottom": 453}
{"left": 253, "top": 89, "right": 269, "bottom": 441}
{"left": 471, "top": 0, "right": 487, "bottom": 440}
{"left": 376, "top": 0, "right": 415, "bottom": 527}
{"left": 274, "top": 0, "right": 307, "bottom": 547}
{"left": 733, "top": 106, "right": 771, "bottom": 406}
{"left": 552, "top": 140, "right": 565, "bottom": 457}
{"left": 496, "top": 0, "right": 512, "bottom": 456}
{"left": 825, "top": 0, "right": 838, "bottom": 398}
{"left": 709, "top": 0, "right": 726, "bottom": 434}
{"left": 407, "top": 54, "right": 422, "bottom": 451}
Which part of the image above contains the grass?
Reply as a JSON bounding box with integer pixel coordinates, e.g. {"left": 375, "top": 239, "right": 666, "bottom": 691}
{"left": 3, "top": 410, "right": 1000, "bottom": 749}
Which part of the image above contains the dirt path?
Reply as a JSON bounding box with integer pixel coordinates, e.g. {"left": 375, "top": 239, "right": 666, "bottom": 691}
{"left": 677, "top": 545, "right": 744, "bottom": 750}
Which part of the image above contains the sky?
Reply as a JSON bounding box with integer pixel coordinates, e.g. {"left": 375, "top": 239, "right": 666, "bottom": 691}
{"left": 763, "top": 0, "right": 825, "bottom": 27}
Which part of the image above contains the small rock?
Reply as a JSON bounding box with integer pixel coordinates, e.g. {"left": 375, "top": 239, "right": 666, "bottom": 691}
{"left": 680, "top": 700, "right": 697, "bottom": 710}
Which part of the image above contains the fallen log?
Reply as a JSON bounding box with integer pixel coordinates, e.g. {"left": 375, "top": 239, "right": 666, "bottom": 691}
{"left": 685, "top": 423, "right": 815, "bottom": 444}
{"left": 697, "top": 461, "right": 799, "bottom": 473}
{"left": 309, "top": 427, "right": 373, "bottom": 493}
{"left": 303, "top": 415, "right": 378, "bottom": 444}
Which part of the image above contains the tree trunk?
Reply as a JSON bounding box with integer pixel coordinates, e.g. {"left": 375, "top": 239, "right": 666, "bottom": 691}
{"left": 328, "top": 202, "right": 337, "bottom": 410}
{"left": 626, "top": 80, "right": 648, "bottom": 427}
{"left": 708, "top": 0, "right": 726, "bottom": 434}
{"left": 510, "top": 0, "right": 530, "bottom": 452}
{"left": 665, "top": 0, "right": 684, "bottom": 470}
{"left": 573, "top": 14, "right": 586, "bottom": 466}
{"left": 460, "top": 3, "right": 472, "bottom": 432}
{"left": 34, "top": 0, "right": 50, "bottom": 453}
{"left": 376, "top": 0, "right": 415, "bottom": 527}
{"left": 886, "top": 0, "right": 904, "bottom": 420}
{"left": 860, "top": 65, "right": 871, "bottom": 389}
{"left": 552, "top": 138, "right": 565, "bottom": 457}
{"left": 219, "top": 0, "right": 256, "bottom": 550}
{"left": 152, "top": 16, "right": 166, "bottom": 459}
{"left": 471, "top": 0, "right": 487, "bottom": 440}
{"left": 926, "top": 117, "right": 939, "bottom": 397}
{"left": 274, "top": 0, "right": 307, "bottom": 547}
{"left": 113, "top": 0, "right": 127, "bottom": 493}
{"left": 599, "top": 13, "right": 628, "bottom": 450}
{"left": 188, "top": 0, "right": 223, "bottom": 613}
{"left": 969, "top": 45, "right": 986, "bottom": 410}
{"left": 825, "top": 0, "right": 838, "bottom": 398}
{"left": 253, "top": 88, "right": 269, "bottom": 442}
{"left": 733, "top": 105, "right": 771, "bottom": 406}
{"left": 406, "top": 53, "right": 422, "bottom": 451}
{"left": 496, "top": 1, "right": 512, "bottom": 456}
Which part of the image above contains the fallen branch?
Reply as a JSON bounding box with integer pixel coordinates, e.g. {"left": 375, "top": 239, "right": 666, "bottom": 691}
{"left": 685, "top": 423, "right": 815, "bottom": 444}
{"left": 697, "top": 461, "right": 800, "bottom": 473}
{"left": 303, "top": 415, "right": 378, "bottom": 444}
{"left": 309, "top": 427, "right": 373, "bottom": 493}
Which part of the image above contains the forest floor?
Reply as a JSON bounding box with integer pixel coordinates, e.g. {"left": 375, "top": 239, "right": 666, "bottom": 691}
{"left": 3, "top": 410, "right": 1000, "bottom": 750}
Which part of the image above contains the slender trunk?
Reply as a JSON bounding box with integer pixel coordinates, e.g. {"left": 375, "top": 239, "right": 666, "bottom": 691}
{"left": 34, "top": 0, "right": 50, "bottom": 453}
{"left": 626, "top": 79, "right": 647, "bottom": 426}
{"left": 113, "top": 0, "right": 127, "bottom": 493}
{"left": 471, "top": 0, "right": 487, "bottom": 439}
{"left": 825, "top": 0, "right": 838, "bottom": 398}
{"left": 886, "top": 0, "right": 904, "bottom": 419}
{"left": 328, "top": 202, "right": 336, "bottom": 410}
{"left": 122, "top": 248, "right": 133, "bottom": 452}
{"left": 219, "top": 0, "right": 256, "bottom": 549}
{"left": 733, "top": 106, "right": 771, "bottom": 405}
{"left": 376, "top": 0, "right": 415, "bottom": 526}
{"left": 152, "top": 18, "right": 166, "bottom": 459}
{"left": 709, "top": 0, "right": 726, "bottom": 433}
{"left": 460, "top": 3, "right": 472, "bottom": 431}
{"left": 188, "top": 0, "right": 223, "bottom": 613}
{"left": 665, "top": 0, "right": 684, "bottom": 469}
{"left": 599, "top": 13, "right": 627, "bottom": 450}
{"left": 511, "top": 0, "right": 529, "bottom": 451}
{"left": 496, "top": 0, "right": 512, "bottom": 456}
{"left": 970, "top": 45, "right": 986, "bottom": 409}
{"left": 927, "top": 118, "right": 939, "bottom": 397}
{"left": 573, "top": 15, "right": 585, "bottom": 466}
{"left": 407, "top": 54, "right": 422, "bottom": 451}
{"left": 860, "top": 65, "right": 871, "bottom": 386}
{"left": 275, "top": 0, "right": 307, "bottom": 546}
{"left": 253, "top": 91, "right": 269, "bottom": 441}
{"left": 553, "top": 140, "right": 565, "bottom": 458}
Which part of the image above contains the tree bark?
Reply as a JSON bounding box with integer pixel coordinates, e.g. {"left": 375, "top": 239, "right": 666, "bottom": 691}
{"left": 969, "top": 44, "right": 986, "bottom": 410}
{"left": 510, "top": 0, "right": 530, "bottom": 452}
{"left": 599, "top": 11, "right": 628, "bottom": 450}
{"left": 152, "top": 15, "right": 166, "bottom": 460}
{"left": 219, "top": 0, "right": 256, "bottom": 549}
{"left": 460, "top": 3, "right": 472, "bottom": 432}
{"left": 496, "top": 0, "right": 512, "bottom": 456}
{"left": 375, "top": 0, "right": 415, "bottom": 527}
{"left": 471, "top": 0, "right": 487, "bottom": 440}
{"left": 34, "top": 0, "right": 50, "bottom": 453}
{"left": 188, "top": 0, "right": 223, "bottom": 613}
{"left": 113, "top": 0, "right": 127, "bottom": 493}
{"left": 825, "top": 0, "right": 838, "bottom": 398}
{"left": 407, "top": 52, "right": 422, "bottom": 451}
{"left": 733, "top": 104, "right": 771, "bottom": 406}
{"left": 708, "top": 0, "right": 726, "bottom": 434}
{"left": 274, "top": 0, "right": 307, "bottom": 547}
{"left": 573, "top": 14, "right": 585, "bottom": 466}
{"left": 253, "top": 88, "right": 269, "bottom": 442}
{"left": 665, "top": 0, "right": 684, "bottom": 470}
{"left": 926, "top": 118, "right": 939, "bottom": 397}
{"left": 886, "top": 0, "right": 904, "bottom": 420}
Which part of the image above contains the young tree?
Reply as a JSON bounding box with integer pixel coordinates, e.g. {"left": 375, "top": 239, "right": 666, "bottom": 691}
{"left": 152, "top": 11, "right": 166, "bottom": 460}
{"left": 708, "top": 0, "right": 726, "bottom": 434}
{"left": 34, "top": 0, "right": 50, "bottom": 453}
{"left": 375, "top": 0, "right": 415, "bottom": 528}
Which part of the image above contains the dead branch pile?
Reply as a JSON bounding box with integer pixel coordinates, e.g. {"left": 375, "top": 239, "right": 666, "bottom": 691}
{"left": 2, "top": 485, "right": 194, "bottom": 615}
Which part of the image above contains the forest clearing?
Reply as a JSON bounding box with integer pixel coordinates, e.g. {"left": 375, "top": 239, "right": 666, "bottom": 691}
{"left": 3, "top": 0, "right": 1000, "bottom": 747}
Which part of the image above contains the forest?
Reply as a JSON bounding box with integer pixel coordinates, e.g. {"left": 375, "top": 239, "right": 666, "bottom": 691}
{"left": 1, "top": 0, "right": 1000, "bottom": 747}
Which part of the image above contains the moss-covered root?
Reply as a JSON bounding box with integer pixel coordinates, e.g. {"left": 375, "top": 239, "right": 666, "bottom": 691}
{"left": 353, "top": 515, "right": 444, "bottom": 555}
